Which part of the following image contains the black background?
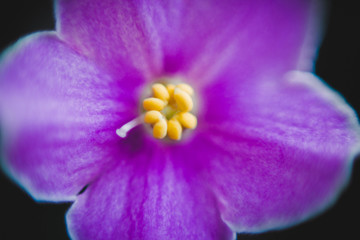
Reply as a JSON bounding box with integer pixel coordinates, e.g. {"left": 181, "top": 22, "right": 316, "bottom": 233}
{"left": 0, "top": 1, "right": 359, "bottom": 239}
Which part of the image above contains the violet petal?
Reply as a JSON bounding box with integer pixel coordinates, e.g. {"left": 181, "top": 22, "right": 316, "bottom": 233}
{"left": 0, "top": 32, "right": 142, "bottom": 201}
{"left": 66, "top": 146, "right": 234, "bottom": 240}
{"left": 183, "top": 70, "right": 360, "bottom": 232}
{"left": 56, "top": 0, "right": 317, "bottom": 83}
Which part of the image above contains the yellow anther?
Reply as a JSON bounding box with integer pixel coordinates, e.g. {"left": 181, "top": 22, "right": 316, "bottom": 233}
{"left": 166, "top": 84, "right": 175, "bottom": 98}
{"left": 174, "top": 88, "right": 193, "bottom": 112}
{"left": 144, "top": 110, "right": 163, "bottom": 124}
{"left": 141, "top": 81, "right": 197, "bottom": 141}
{"left": 152, "top": 83, "right": 170, "bottom": 101}
{"left": 153, "top": 119, "right": 167, "bottom": 139}
{"left": 176, "top": 83, "right": 194, "bottom": 96}
{"left": 167, "top": 118, "right": 182, "bottom": 140}
{"left": 143, "top": 98, "right": 166, "bottom": 111}
{"left": 177, "top": 112, "right": 197, "bottom": 129}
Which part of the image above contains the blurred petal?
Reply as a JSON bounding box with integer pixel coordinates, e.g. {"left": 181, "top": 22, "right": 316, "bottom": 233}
{"left": 295, "top": 1, "right": 326, "bottom": 71}
{"left": 0, "top": 32, "right": 143, "bottom": 201}
{"left": 66, "top": 145, "right": 233, "bottom": 240}
{"left": 56, "top": 0, "right": 318, "bottom": 83}
{"left": 186, "top": 71, "right": 360, "bottom": 232}
{"left": 56, "top": 0, "right": 164, "bottom": 78}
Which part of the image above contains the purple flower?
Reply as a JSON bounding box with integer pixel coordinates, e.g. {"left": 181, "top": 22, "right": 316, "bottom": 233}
{"left": 1, "top": 0, "right": 359, "bottom": 239}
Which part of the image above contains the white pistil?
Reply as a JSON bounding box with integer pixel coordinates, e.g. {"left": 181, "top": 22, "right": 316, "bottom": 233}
{"left": 116, "top": 115, "right": 143, "bottom": 138}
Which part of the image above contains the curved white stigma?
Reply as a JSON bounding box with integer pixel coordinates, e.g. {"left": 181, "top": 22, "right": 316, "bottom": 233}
{"left": 116, "top": 116, "right": 143, "bottom": 138}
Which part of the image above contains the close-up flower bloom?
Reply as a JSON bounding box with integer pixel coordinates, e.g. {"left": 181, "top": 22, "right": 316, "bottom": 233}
{"left": 1, "top": 0, "right": 360, "bottom": 240}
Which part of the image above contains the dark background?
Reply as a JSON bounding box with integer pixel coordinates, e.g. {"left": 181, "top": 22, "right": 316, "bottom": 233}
{"left": 0, "top": 1, "right": 359, "bottom": 239}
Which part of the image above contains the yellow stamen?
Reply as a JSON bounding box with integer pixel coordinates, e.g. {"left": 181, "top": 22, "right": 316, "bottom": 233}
{"left": 142, "top": 81, "right": 197, "bottom": 141}
{"left": 166, "top": 84, "right": 175, "bottom": 98}
{"left": 176, "top": 83, "right": 194, "bottom": 96}
{"left": 176, "top": 112, "right": 197, "bottom": 129}
{"left": 152, "top": 83, "right": 170, "bottom": 101}
{"left": 153, "top": 119, "right": 167, "bottom": 139}
{"left": 174, "top": 88, "right": 193, "bottom": 112}
{"left": 144, "top": 110, "right": 163, "bottom": 124}
{"left": 167, "top": 118, "right": 182, "bottom": 140}
{"left": 143, "top": 97, "right": 166, "bottom": 111}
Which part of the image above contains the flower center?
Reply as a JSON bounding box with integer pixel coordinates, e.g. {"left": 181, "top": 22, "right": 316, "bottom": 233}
{"left": 116, "top": 79, "right": 198, "bottom": 141}
{"left": 142, "top": 82, "right": 197, "bottom": 140}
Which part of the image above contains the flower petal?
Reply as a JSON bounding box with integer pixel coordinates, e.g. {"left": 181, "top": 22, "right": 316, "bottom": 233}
{"left": 56, "top": 0, "right": 164, "bottom": 78}
{"left": 56, "top": 0, "right": 318, "bottom": 82}
{"left": 191, "top": 71, "right": 360, "bottom": 232}
{"left": 0, "top": 32, "right": 142, "bottom": 201}
{"left": 66, "top": 146, "right": 234, "bottom": 240}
